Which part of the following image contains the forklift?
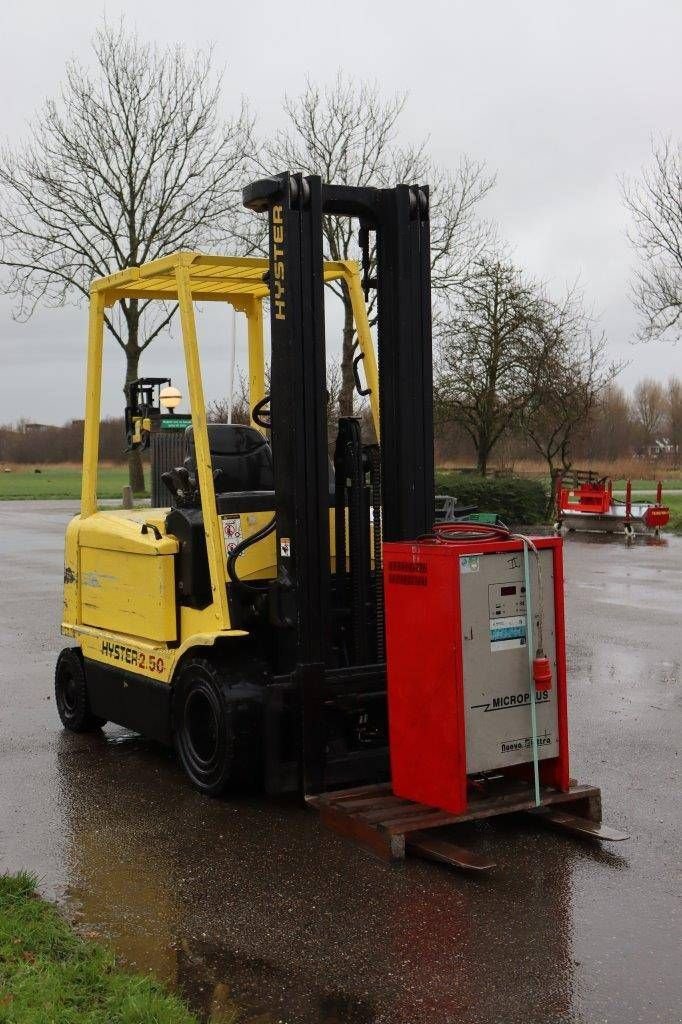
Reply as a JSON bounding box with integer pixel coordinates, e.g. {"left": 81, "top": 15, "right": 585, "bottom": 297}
{"left": 56, "top": 210, "right": 393, "bottom": 798}
{"left": 57, "top": 173, "right": 625, "bottom": 869}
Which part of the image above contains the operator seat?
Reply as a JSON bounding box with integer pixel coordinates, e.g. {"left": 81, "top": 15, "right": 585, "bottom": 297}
{"left": 184, "top": 423, "right": 275, "bottom": 513}
{"left": 165, "top": 423, "right": 334, "bottom": 607}
{"left": 165, "top": 424, "right": 275, "bottom": 607}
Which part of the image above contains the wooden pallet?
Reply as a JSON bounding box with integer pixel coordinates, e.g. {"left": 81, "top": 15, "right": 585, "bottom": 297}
{"left": 307, "top": 779, "right": 625, "bottom": 872}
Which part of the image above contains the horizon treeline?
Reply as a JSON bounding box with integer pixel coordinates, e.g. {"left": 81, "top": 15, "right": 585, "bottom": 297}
{"left": 1, "top": 374, "right": 679, "bottom": 470}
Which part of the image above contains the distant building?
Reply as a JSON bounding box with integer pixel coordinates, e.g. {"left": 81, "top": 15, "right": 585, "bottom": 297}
{"left": 634, "top": 438, "right": 676, "bottom": 459}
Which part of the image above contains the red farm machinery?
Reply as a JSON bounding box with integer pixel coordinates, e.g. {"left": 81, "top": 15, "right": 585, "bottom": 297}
{"left": 555, "top": 470, "right": 670, "bottom": 537}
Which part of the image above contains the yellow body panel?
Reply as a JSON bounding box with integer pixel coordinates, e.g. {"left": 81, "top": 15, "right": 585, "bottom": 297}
{"left": 62, "top": 503, "right": 355, "bottom": 673}
{"left": 218, "top": 509, "right": 344, "bottom": 579}
{"left": 80, "top": 547, "right": 177, "bottom": 642}
{"left": 77, "top": 628, "right": 174, "bottom": 680}
{"left": 63, "top": 516, "right": 81, "bottom": 628}
{"left": 69, "top": 623, "right": 248, "bottom": 685}
{"left": 219, "top": 509, "right": 275, "bottom": 579}
{"left": 77, "top": 510, "right": 177, "bottom": 555}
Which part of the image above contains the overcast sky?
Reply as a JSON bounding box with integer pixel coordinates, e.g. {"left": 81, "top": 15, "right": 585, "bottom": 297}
{"left": 1, "top": 0, "right": 680, "bottom": 424}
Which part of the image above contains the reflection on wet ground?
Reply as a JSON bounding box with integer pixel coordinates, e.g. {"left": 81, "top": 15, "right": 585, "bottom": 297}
{"left": 1, "top": 502, "right": 680, "bottom": 1023}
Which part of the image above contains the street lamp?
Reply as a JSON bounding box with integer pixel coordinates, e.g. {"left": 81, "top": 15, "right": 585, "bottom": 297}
{"left": 159, "top": 385, "right": 182, "bottom": 414}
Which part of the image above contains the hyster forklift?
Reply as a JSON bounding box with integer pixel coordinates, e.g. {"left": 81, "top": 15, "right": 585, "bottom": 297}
{"left": 57, "top": 173, "right": 397, "bottom": 799}
{"left": 57, "top": 173, "right": 625, "bottom": 869}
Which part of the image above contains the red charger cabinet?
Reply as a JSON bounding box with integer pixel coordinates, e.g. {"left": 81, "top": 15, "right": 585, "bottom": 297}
{"left": 383, "top": 535, "right": 570, "bottom": 815}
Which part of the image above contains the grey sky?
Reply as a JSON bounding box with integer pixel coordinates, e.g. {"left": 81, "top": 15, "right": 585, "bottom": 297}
{"left": 1, "top": 0, "right": 680, "bottom": 424}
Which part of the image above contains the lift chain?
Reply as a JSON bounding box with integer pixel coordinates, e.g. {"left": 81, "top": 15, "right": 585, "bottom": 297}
{"left": 358, "top": 224, "right": 377, "bottom": 302}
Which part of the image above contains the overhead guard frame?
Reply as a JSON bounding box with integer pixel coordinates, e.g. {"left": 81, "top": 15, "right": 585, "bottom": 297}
{"left": 79, "top": 251, "right": 378, "bottom": 638}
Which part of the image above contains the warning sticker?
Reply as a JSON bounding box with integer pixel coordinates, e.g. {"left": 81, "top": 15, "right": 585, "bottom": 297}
{"left": 221, "top": 515, "right": 243, "bottom": 557}
{"left": 490, "top": 615, "right": 526, "bottom": 651}
{"left": 460, "top": 555, "right": 480, "bottom": 574}
{"left": 280, "top": 537, "right": 291, "bottom": 558}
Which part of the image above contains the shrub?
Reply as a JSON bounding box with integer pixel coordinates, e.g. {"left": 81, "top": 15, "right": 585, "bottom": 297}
{"left": 436, "top": 471, "right": 548, "bottom": 525}
{"left": 669, "top": 511, "right": 682, "bottom": 535}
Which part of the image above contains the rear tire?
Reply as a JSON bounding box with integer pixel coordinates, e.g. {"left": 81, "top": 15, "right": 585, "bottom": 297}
{"left": 55, "top": 648, "right": 106, "bottom": 732}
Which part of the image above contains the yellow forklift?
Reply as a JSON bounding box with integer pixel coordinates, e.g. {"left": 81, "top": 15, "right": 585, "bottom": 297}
{"left": 56, "top": 242, "right": 387, "bottom": 795}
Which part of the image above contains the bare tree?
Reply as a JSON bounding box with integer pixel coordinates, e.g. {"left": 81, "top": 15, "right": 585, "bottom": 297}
{"left": 325, "top": 362, "right": 343, "bottom": 446}
{"left": 434, "top": 258, "right": 554, "bottom": 475}
{"left": 259, "top": 73, "right": 495, "bottom": 416}
{"left": 522, "top": 304, "right": 622, "bottom": 493}
{"left": 206, "top": 371, "right": 251, "bottom": 425}
{"left": 576, "top": 383, "right": 637, "bottom": 464}
{"left": 667, "top": 376, "right": 682, "bottom": 462}
{"left": 622, "top": 136, "right": 682, "bottom": 344}
{"left": 0, "top": 23, "right": 255, "bottom": 492}
{"left": 632, "top": 378, "right": 667, "bottom": 447}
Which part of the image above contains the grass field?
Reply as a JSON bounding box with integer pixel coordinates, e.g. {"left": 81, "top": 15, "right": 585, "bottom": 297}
{"left": 1, "top": 462, "right": 680, "bottom": 531}
{"left": 612, "top": 480, "right": 681, "bottom": 491}
{"left": 438, "top": 458, "right": 682, "bottom": 489}
{"left": 0, "top": 465, "right": 143, "bottom": 500}
{"left": 0, "top": 872, "right": 200, "bottom": 1023}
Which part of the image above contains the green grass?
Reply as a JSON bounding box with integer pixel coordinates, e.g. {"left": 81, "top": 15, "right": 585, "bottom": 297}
{"left": 2, "top": 464, "right": 680, "bottom": 532}
{"left": 612, "top": 491, "right": 682, "bottom": 528}
{"left": 0, "top": 872, "right": 198, "bottom": 1023}
{"left": 659, "top": 494, "right": 682, "bottom": 533}
{"left": 611, "top": 478, "right": 680, "bottom": 490}
{"left": 0, "top": 467, "right": 146, "bottom": 501}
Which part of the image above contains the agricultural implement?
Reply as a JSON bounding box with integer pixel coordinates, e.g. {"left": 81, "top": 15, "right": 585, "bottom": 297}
{"left": 55, "top": 173, "right": 626, "bottom": 875}
{"left": 555, "top": 470, "right": 670, "bottom": 537}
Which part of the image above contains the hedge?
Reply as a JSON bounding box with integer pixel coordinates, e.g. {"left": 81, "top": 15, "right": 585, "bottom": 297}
{"left": 435, "top": 471, "right": 548, "bottom": 525}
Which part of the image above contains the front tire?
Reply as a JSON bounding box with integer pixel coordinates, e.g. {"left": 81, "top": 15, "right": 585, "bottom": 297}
{"left": 173, "top": 657, "right": 237, "bottom": 796}
{"left": 55, "top": 648, "right": 106, "bottom": 732}
{"left": 172, "top": 655, "right": 265, "bottom": 797}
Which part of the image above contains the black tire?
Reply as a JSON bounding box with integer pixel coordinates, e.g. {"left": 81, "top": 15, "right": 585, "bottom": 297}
{"left": 172, "top": 655, "right": 263, "bottom": 797}
{"left": 55, "top": 648, "right": 106, "bottom": 732}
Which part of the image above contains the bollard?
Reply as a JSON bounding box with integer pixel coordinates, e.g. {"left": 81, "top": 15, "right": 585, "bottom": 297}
{"left": 122, "top": 485, "right": 133, "bottom": 509}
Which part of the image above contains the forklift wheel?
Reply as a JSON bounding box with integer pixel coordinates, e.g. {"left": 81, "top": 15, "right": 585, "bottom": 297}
{"left": 173, "top": 658, "right": 238, "bottom": 796}
{"left": 55, "top": 648, "right": 106, "bottom": 732}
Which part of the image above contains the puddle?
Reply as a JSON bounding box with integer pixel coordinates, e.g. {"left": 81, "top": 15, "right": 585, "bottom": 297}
{"left": 1, "top": 505, "right": 681, "bottom": 1023}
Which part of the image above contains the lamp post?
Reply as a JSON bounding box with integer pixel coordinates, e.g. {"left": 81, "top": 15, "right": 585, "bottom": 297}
{"left": 159, "top": 386, "right": 182, "bottom": 415}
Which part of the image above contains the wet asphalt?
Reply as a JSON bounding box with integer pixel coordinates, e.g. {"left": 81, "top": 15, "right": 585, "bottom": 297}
{"left": 0, "top": 501, "right": 680, "bottom": 1024}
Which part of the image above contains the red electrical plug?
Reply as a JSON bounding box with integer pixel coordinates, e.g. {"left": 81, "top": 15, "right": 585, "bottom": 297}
{"left": 532, "top": 650, "right": 552, "bottom": 691}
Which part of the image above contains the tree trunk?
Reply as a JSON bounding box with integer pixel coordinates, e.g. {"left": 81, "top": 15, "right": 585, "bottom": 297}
{"left": 339, "top": 288, "right": 356, "bottom": 419}
{"left": 560, "top": 438, "right": 572, "bottom": 471}
{"left": 476, "top": 438, "right": 490, "bottom": 475}
{"left": 125, "top": 343, "right": 146, "bottom": 496}
{"left": 545, "top": 458, "right": 558, "bottom": 519}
